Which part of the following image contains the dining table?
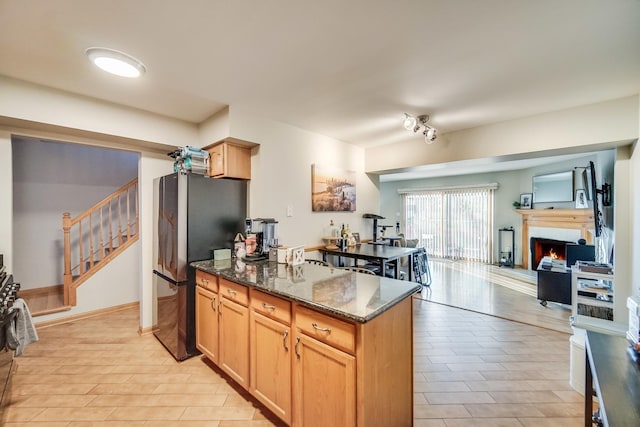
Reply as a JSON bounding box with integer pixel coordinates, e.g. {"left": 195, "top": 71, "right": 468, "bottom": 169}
{"left": 318, "top": 243, "right": 418, "bottom": 280}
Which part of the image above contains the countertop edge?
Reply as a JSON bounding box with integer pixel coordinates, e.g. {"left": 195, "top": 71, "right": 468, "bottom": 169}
{"left": 191, "top": 260, "right": 420, "bottom": 324}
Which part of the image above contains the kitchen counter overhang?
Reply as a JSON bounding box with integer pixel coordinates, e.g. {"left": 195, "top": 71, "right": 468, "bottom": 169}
{"left": 191, "top": 259, "right": 420, "bottom": 324}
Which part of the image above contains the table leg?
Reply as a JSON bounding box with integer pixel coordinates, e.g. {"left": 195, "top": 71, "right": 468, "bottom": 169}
{"left": 392, "top": 259, "right": 400, "bottom": 279}
{"left": 408, "top": 255, "right": 414, "bottom": 282}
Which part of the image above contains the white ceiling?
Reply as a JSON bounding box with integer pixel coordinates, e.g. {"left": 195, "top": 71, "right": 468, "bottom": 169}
{"left": 1, "top": 1, "right": 639, "bottom": 176}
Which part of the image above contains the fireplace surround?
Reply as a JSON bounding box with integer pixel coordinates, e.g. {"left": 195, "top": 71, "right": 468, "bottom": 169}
{"left": 516, "top": 209, "right": 594, "bottom": 269}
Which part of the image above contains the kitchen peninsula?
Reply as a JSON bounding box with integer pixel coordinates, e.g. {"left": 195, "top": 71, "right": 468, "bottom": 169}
{"left": 191, "top": 259, "right": 419, "bottom": 427}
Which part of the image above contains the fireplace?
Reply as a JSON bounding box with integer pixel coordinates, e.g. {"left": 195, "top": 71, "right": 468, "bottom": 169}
{"left": 530, "top": 237, "right": 573, "bottom": 270}
{"left": 516, "top": 209, "right": 594, "bottom": 269}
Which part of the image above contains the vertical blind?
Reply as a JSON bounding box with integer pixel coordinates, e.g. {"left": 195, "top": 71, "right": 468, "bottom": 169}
{"left": 401, "top": 186, "right": 495, "bottom": 263}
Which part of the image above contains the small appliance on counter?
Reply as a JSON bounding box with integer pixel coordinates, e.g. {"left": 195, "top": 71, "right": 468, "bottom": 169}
{"left": 244, "top": 218, "right": 278, "bottom": 260}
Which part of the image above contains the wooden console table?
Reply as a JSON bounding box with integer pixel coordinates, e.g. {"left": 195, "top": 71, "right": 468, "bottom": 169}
{"left": 585, "top": 330, "right": 640, "bottom": 426}
{"left": 516, "top": 209, "right": 594, "bottom": 269}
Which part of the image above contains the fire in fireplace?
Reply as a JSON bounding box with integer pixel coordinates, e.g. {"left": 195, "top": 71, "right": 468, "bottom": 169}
{"left": 530, "top": 237, "right": 573, "bottom": 269}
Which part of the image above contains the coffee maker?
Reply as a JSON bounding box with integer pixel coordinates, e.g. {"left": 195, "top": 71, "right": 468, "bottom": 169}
{"left": 245, "top": 218, "right": 279, "bottom": 258}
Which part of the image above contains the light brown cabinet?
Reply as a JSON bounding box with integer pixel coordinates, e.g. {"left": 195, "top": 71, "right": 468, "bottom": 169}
{"left": 193, "top": 269, "right": 414, "bottom": 427}
{"left": 293, "top": 332, "right": 356, "bottom": 427}
{"left": 195, "top": 271, "right": 219, "bottom": 363}
{"left": 218, "top": 278, "right": 250, "bottom": 389}
{"left": 250, "top": 290, "right": 292, "bottom": 424}
{"left": 195, "top": 285, "right": 219, "bottom": 363}
{"left": 293, "top": 299, "right": 413, "bottom": 427}
{"left": 207, "top": 140, "right": 252, "bottom": 180}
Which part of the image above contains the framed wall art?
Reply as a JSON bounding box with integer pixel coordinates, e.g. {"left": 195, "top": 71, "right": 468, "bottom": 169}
{"left": 311, "top": 164, "right": 356, "bottom": 212}
{"left": 520, "top": 193, "right": 533, "bottom": 209}
{"left": 575, "top": 189, "right": 588, "bottom": 209}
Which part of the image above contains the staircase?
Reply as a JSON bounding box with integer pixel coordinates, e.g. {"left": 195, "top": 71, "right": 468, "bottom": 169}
{"left": 63, "top": 178, "right": 139, "bottom": 306}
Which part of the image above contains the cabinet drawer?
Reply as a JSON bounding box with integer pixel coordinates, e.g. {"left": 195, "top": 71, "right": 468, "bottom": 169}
{"left": 220, "top": 278, "right": 249, "bottom": 306}
{"left": 295, "top": 305, "right": 356, "bottom": 354}
{"left": 196, "top": 270, "right": 218, "bottom": 292}
{"left": 251, "top": 289, "right": 291, "bottom": 325}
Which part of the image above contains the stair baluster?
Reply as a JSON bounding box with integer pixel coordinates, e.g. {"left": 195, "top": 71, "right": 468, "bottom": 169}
{"left": 63, "top": 178, "right": 139, "bottom": 306}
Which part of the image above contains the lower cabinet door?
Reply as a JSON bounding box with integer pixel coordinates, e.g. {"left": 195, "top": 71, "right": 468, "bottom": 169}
{"left": 293, "top": 333, "right": 356, "bottom": 427}
{"left": 195, "top": 286, "right": 218, "bottom": 363}
{"left": 219, "top": 297, "right": 249, "bottom": 389}
{"left": 250, "top": 311, "right": 291, "bottom": 425}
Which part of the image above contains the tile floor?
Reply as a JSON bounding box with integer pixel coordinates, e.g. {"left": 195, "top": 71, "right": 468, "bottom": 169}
{"left": 3, "top": 260, "right": 583, "bottom": 426}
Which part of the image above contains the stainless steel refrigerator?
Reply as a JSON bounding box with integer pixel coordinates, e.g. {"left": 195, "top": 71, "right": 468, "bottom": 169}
{"left": 152, "top": 172, "right": 247, "bottom": 360}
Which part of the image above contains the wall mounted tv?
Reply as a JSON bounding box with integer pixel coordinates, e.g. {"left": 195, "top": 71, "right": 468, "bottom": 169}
{"left": 532, "top": 170, "right": 574, "bottom": 203}
{"left": 583, "top": 160, "right": 610, "bottom": 238}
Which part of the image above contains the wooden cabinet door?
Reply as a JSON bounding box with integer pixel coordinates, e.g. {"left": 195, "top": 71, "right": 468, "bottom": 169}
{"left": 250, "top": 311, "right": 291, "bottom": 425}
{"left": 219, "top": 297, "right": 249, "bottom": 389}
{"left": 207, "top": 142, "right": 251, "bottom": 179}
{"left": 293, "top": 334, "right": 356, "bottom": 427}
{"left": 208, "top": 144, "right": 224, "bottom": 177}
{"left": 195, "top": 286, "right": 218, "bottom": 363}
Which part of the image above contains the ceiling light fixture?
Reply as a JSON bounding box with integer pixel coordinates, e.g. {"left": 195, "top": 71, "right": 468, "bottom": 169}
{"left": 403, "top": 113, "right": 438, "bottom": 144}
{"left": 85, "top": 47, "right": 146, "bottom": 78}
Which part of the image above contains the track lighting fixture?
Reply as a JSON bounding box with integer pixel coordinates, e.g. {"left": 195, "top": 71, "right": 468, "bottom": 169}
{"left": 403, "top": 113, "right": 437, "bottom": 144}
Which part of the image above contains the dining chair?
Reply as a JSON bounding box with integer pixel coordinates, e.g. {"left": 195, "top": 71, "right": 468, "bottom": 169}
{"left": 336, "top": 266, "right": 377, "bottom": 275}
{"left": 411, "top": 248, "right": 431, "bottom": 287}
{"left": 305, "top": 259, "right": 330, "bottom": 267}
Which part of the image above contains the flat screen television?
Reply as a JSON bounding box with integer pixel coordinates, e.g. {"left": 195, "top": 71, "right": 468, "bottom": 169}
{"left": 583, "top": 161, "right": 605, "bottom": 237}
{"left": 566, "top": 243, "right": 595, "bottom": 267}
{"left": 532, "top": 170, "right": 574, "bottom": 203}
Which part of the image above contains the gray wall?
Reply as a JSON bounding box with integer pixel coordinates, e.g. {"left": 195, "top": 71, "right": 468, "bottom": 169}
{"left": 379, "top": 150, "right": 615, "bottom": 266}
{"left": 12, "top": 137, "right": 138, "bottom": 289}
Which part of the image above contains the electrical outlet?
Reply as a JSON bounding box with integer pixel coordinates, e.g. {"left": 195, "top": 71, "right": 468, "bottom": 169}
{"left": 287, "top": 205, "right": 293, "bottom": 217}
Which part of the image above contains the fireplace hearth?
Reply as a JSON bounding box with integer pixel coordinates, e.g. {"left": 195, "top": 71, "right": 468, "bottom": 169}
{"left": 530, "top": 237, "right": 573, "bottom": 270}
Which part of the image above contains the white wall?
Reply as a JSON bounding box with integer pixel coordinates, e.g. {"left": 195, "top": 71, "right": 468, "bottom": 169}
{"left": 613, "top": 146, "right": 632, "bottom": 323}
{"left": 631, "top": 95, "right": 640, "bottom": 299}
{"left": 0, "top": 131, "right": 12, "bottom": 272}
{"left": 0, "top": 76, "right": 197, "bottom": 147}
{"left": 632, "top": 140, "right": 640, "bottom": 299}
{"left": 225, "top": 106, "right": 379, "bottom": 245}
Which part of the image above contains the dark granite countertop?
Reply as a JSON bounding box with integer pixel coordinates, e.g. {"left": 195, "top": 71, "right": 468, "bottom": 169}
{"left": 191, "top": 259, "right": 420, "bottom": 323}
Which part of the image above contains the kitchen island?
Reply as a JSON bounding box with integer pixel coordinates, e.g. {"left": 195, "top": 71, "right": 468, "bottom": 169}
{"left": 191, "top": 258, "right": 419, "bottom": 427}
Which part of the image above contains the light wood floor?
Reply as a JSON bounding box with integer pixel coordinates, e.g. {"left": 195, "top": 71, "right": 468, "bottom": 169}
{"left": 5, "top": 261, "right": 582, "bottom": 426}
{"left": 418, "top": 259, "right": 572, "bottom": 334}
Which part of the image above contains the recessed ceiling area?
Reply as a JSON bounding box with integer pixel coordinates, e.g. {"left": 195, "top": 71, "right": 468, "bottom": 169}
{"left": 379, "top": 151, "right": 610, "bottom": 182}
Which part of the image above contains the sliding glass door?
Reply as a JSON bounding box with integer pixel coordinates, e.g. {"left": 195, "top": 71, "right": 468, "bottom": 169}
{"left": 403, "top": 187, "right": 494, "bottom": 263}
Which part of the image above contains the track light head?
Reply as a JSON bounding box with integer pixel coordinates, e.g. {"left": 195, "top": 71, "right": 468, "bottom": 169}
{"left": 403, "top": 113, "right": 418, "bottom": 132}
{"left": 424, "top": 126, "right": 437, "bottom": 144}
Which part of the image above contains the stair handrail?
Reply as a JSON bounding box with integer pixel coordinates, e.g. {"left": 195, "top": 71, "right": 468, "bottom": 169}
{"left": 63, "top": 178, "right": 139, "bottom": 306}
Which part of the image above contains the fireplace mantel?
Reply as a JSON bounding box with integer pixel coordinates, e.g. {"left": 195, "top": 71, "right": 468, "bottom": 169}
{"left": 516, "top": 209, "right": 594, "bottom": 269}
